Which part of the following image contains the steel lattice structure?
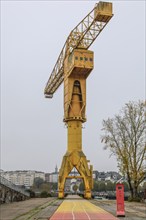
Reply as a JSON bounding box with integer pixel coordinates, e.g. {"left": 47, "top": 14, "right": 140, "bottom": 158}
{"left": 44, "top": 3, "right": 113, "bottom": 97}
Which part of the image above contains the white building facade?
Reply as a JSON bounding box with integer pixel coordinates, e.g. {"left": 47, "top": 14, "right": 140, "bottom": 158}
{"left": 0, "top": 170, "right": 45, "bottom": 188}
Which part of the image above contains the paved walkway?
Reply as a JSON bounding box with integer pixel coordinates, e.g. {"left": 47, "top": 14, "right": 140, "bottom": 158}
{"left": 50, "top": 195, "right": 119, "bottom": 220}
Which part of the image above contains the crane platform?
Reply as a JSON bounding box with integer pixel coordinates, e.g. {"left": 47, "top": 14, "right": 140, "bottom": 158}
{"left": 50, "top": 195, "right": 119, "bottom": 220}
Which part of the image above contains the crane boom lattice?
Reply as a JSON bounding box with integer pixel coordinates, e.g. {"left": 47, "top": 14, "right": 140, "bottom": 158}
{"left": 44, "top": 2, "right": 113, "bottom": 97}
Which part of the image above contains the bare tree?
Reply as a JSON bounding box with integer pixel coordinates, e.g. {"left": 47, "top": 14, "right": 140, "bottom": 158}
{"left": 101, "top": 101, "right": 146, "bottom": 200}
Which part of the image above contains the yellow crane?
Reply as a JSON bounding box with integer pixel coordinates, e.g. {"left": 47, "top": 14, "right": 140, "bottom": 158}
{"left": 44, "top": 1, "right": 113, "bottom": 199}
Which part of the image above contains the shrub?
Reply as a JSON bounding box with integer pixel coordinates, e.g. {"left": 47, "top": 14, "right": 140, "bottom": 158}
{"left": 128, "top": 196, "right": 141, "bottom": 202}
{"left": 40, "top": 191, "right": 48, "bottom": 198}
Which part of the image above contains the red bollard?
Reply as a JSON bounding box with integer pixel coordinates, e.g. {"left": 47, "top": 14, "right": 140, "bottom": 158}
{"left": 116, "top": 183, "right": 125, "bottom": 217}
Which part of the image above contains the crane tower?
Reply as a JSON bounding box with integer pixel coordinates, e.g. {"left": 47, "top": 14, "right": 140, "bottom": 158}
{"left": 44, "top": 2, "right": 113, "bottom": 199}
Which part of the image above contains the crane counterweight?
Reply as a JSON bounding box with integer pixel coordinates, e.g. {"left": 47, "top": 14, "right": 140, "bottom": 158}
{"left": 95, "top": 1, "right": 112, "bottom": 22}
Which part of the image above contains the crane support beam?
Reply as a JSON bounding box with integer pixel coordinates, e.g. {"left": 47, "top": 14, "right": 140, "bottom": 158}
{"left": 44, "top": 1, "right": 113, "bottom": 97}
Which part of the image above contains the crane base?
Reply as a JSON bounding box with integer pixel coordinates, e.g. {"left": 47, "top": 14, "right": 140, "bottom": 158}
{"left": 84, "top": 190, "right": 92, "bottom": 199}
{"left": 58, "top": 190, "right": 64, "bottom": 199}
{"left": 58, "top": 150, "right": 93, "bottom": 199}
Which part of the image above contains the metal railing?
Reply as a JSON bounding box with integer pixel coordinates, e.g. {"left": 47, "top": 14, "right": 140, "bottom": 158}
{"left": 0, "top": 175, "right": 30, "bottom": 197}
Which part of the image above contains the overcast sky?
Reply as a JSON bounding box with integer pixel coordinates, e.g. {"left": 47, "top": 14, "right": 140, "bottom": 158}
{"left": 1, "top": 1, "right": 145, "bottom": 174}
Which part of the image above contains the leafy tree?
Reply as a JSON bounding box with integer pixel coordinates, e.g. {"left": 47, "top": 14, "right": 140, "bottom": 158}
{"left": 101, "top": 101, "right": 146, "bottom": 200}
{"left": 123, "top": 182, "right": 129, "bottom": 192}
{"left": 113, "top": 182, "right": 116, "bottom": 191}
{"left": 40, "top": 183, "right": 50, "bottom": 192}
{"left": 93, "top": 181, "right": 99, "bottom": 192}
{"left": 142, "top": 181, "right": 146, "bottom": 191}
{"left": 99, "top": 181, "right": 106, "bottom": 192}
{"left": 73, "top": 184, "right": 78, "bottom": 193}
{"left": 51, "top": 182, "right": 58, "bottom": 191}
{"left": 40, "top": 191, "right": 48, "bottom": 198}
{"left": 79, "top": 182, "right": 85, "bottom": 192}
{"left": 33, "top": 177, "right": 44, "bottom": 189}
{"left": 106, "top": 181, "right": 114, "bottom": 191}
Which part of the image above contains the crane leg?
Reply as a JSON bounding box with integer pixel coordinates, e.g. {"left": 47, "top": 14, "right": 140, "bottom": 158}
{"left": 58, "top": 153, "right": 73, "bottom": 198}
{"left": 58, "top": 150, "right": 93, "bottom": 199}
{"left": 76, "top": 154, "right": 93, "bottom": 199}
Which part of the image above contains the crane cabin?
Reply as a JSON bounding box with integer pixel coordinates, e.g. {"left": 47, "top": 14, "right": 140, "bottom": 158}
{"left": 64, "top": 49, "right": 94, "bottom": 79}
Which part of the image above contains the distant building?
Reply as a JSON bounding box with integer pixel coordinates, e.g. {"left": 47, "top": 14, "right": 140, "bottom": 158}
{"left": 45, "top": 173, "right": 50, "bottom": 182}
{"left": 1, "top": 167, "right": 122, "bottom": 190}
{"left": 0, "top": 170, "right": 45, "bottom": 188}
{"left": 98, "top": 172, "right": 106, "bottom": 181}
{"left": 97, "top": 171, "right": 122, "bottom": 182}
{"left": 45, "top": 165, "right": 58, "bottom": 183}
{"left": 93, "top": 170, "right": 99, "bottom": 180}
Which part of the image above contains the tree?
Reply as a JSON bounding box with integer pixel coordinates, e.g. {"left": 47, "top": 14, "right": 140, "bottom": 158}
{"left": 98, "top": 181, "right": 106, "bottom": 192}
{"left": 101, "top": 101, "right": 146, "bottom": 200}
{"left": 33, "top": 177, "right": 44, "bottom": 189}
{"left": 123, "top": 182, "right": 129, "bottom": 192}
{"left": 51, "top": 182, "right": 58, "bottom": 191}
{"left": 106, "top": 181, "right": 114, "bottom": 192}
{"left": 93, "top": 181, "right": 99, "bottom": 192}
{"left": 40, "top": 191, "right": 48, "bottom": 198}
{"left": 79, "top": 182, "right": 85, "bottom": 192}
{"left": 73, "top": 184, "right": 78, "bottom": 193}
{"left": 40, "top": 183, "right": 50, "bottom": 192}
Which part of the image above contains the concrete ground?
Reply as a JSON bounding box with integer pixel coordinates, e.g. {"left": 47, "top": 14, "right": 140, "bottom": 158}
{"left": 91, "top": 199, "right": 146, "bottom": 220}
{"left": 0, "top": 197, "right": 145, "bottom": 220}
{"left": 0, "top": 197, "right": 62, "bottom": 220}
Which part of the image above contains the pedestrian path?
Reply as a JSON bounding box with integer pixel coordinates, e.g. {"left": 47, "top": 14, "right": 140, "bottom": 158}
{"left": 50, "top": 195, "right": 119, "bottom": 220}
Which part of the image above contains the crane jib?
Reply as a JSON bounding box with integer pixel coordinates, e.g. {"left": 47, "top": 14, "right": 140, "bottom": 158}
{"left": 44, "top": 1, "right": 113, "bottom": 97}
